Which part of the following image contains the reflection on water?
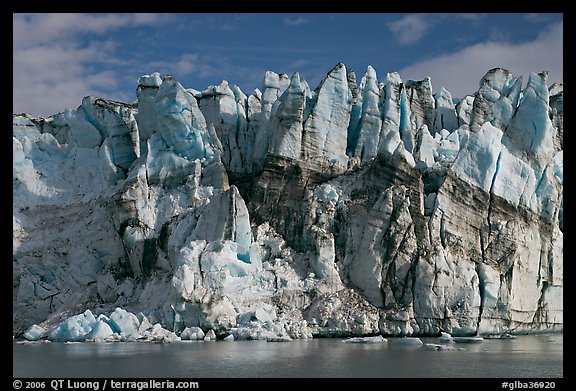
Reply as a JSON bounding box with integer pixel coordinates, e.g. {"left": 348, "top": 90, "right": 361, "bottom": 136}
{"left": 14, "top": 334, "right": 562, "bottom": 378}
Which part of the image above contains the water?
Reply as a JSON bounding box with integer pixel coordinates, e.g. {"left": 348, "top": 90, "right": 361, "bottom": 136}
{"left": 13, "top": 334, "right": 562, "bottom": 378}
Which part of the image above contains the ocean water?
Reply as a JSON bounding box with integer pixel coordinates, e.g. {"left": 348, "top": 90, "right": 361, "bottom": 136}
{"left": 13, "top": 334, "right": 562, "bottom": 378}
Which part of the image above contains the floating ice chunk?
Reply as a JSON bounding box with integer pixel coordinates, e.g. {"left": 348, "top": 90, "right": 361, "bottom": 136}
{"left": 24, "top": 324, "right": 45, "bottom": 341}
{"left": 424, "top": 343, "right": 456, "bottom": 351}
{"left": 452, "top": 336, "right": 484, "bottom": 343}
{"left": 439, "top": 332, "right": 454, "bottom": 343}
{"left": 109, "top": 308, "right": 140, "bottom": 336}
{"left": 48, "top": 310, "right": 97, "bottom": 342}
{"left": 483, "top": 333, "right": 517, "bottom": 339}
{"left": 204, "top": 329, "right": 217, "bottom": 341}
{"left": 343, "top": 335, "right": 387, "bottom": 344}
{"left": 180, "top": 327, "right": 205, "bottom": 340}
{"left": 231, "top": 325, "right": 279, "bottom": 341}
{"left": 141, "top": 324, "right": 180, "bottom": 342}
{"left": 85, "top": 321, "right": 114, "bottom": 340}
{"left": 392, "top": 337, "right": 423, "bottom": 346}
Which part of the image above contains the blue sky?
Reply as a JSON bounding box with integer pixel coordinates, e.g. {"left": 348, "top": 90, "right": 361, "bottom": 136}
{"left": 13, "top": 13, "right": 563, "bottom": 116}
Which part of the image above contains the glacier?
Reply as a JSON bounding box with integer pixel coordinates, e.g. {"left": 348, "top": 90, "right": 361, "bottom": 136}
{"left": 13, "top": 64, "right": 562, "bottom": 342}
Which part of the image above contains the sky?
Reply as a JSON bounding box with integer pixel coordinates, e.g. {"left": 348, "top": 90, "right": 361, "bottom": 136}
{"left": 13, "top": 13, "right": 563, "bottom": 117}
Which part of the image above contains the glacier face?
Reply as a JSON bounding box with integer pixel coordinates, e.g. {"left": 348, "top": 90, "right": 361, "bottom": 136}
{"left": 13, "top": 64, "right": 562, "bottom": 341}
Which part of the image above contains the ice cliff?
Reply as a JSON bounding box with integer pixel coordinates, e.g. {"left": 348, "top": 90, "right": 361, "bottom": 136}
{"left": 13, "top": 65, "right": 562, "bottom": 341}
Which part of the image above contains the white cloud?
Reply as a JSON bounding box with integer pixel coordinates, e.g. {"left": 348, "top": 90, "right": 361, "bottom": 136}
{"left": 397, "top": 21, "right": 563, "bottom": 98}
{"left": 13, "top": 42, "right": 120, "bottom": 115}
{"left": 13, "top": 13, "right": 169, "bottom": 48}
{"left": 144, "top": 52, "right": 264, "bottom": 93}
{"left": 148, "top": 53, "right": 213, "bottom": 78}
{"left": 13, "top": 13, "right": 170, "bottom": 116}
{"left": 454, "top": 13, "right": 488, "bottom": 21}
{"left": 283, "top": 16, "right": 310, "bottom": 26}
{"left": 288, "top": 59, "right": 311, "bottom": 70}
{"left": 524, "top": 13, "right": 555, "bottom": 23}
{"left": 387, "top": 14, "right": 431, "bottom": 45}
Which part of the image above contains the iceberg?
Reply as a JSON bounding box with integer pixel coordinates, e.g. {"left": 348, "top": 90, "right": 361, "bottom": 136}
{"left": 24, "top": 325, "right": 45, "bottom": 341}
